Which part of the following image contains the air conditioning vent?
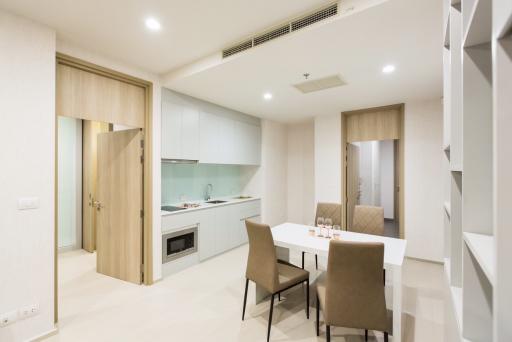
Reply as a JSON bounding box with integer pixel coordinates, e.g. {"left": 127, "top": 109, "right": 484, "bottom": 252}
{"left": 222, "top": 2, "right": 338, "bottom": 58}
{"left": 293, "top": 74, "right": 346, "bottom": 94}
{"left": 222, "top": 39, "right": 253, "bottom": 58}
{"left": 254, "top": 24, "right": 291, "bottom": 46}
{"left": 291, "top": 4, "right": 338, "bottom": 31}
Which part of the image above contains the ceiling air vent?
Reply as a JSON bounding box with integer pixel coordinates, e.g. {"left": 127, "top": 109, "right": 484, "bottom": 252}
{"left": 293, "top": 74, "right": 346, "bottom": 94}
{"left": 291, "top": 3, "right": 338, "bottom": 31}
{"left": 221, "top": 2, "right": 339, "bottom": 58}
{"left": 222, "top": 39, "right": 253, "bottom": 58}
{"left": 254, "top": 24, "right": 291, "bottom": 46}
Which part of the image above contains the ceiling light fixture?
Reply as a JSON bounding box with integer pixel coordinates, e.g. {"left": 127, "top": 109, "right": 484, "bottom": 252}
{"left": 382, "top": 64, "right": 396, "bottom": 74}
{"left": 145, "top": 17, "right": 161, "bottom": 31}
{"left": 263, "top": 92, "right": 273, "bottom": 101}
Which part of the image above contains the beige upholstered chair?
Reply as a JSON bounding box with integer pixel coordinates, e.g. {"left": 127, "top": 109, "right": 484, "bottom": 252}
{"left": 351, "top": 205, "right": 384, "bottom": 236}
{"left": 242, "top": 220, "right": 310, "bottom": 342}
{"left": 316, "top": 240, "right": 390, "bottom": 342}
{"left": 304, "top": 202, "right": 343, "bottom": 270}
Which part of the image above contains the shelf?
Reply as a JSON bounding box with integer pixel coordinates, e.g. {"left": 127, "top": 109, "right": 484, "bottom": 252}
{"left": 444, "top": 201, "right": 451, "bottom": 218}
{"left": 463, "top": 0, "right": 492, "bottom": 47}
{"left": 463, "top": 233, "right": 495, "bottom": 285}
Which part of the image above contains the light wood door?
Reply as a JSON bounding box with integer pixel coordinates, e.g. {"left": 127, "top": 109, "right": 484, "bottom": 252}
{"left": 346, "top": 143, "right": 360, "bottom": 230}
{"left": 82, "top": 120, "right": 109, "bottom": 252}
{"left": 96, "top": 129, "right": 143, "bottom": 284}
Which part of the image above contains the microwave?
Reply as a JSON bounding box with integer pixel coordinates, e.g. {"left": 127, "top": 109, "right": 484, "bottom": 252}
{"left": 162, "top": 226, "right": 198, "bottom": 263}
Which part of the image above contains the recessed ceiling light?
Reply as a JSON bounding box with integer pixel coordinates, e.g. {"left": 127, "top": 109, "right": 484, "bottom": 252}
{"left": 382, "top": 64, "right": 396, "bottom": 74}
{"left": 263, "top": 92, "right": 273, "bottom": 100}
{"left": 145, "top": 17, "right": 161, "bottom": 31}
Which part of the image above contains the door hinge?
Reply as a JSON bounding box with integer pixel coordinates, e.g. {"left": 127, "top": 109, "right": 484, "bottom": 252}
{"left": 140, "top": 155, "right": 144, "bottom": 163}
{"left": 140, "top": 209, "right": 144, "bottom": 218}
{"left": 140, "top": 140, "right": 144, "bottom": 148}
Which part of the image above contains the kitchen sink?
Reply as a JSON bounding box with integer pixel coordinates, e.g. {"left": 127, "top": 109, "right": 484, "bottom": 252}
{"left": 233, "top": 195, "right": 252, "bottom": 199}
{"left": 206, "top": 200, "right": 228, "bottom": 204}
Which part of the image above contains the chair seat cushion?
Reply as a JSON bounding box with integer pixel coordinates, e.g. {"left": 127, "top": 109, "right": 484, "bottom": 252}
{"left": 277, "top": 263, "right": 309, "bottom": 292}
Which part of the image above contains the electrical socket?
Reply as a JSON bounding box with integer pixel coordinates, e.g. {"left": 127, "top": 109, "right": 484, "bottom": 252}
{"left": 0, "top": 310, "right": 17, "bottom": 327}
{"left": 18, "top": 304, "right": 39, "bottom": 320}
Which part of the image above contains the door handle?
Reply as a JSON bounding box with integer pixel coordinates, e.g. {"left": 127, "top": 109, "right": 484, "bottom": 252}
{"left": 93, "top": 200, "right": 104, "bottom": 211}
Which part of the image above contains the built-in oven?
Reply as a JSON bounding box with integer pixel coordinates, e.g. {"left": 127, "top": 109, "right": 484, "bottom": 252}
{"left": 162, "top": 226, "right": 198, "bottom": 263}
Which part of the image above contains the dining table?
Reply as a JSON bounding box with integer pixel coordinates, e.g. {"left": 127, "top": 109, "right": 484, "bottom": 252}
{"left": 254, "top": 222, "right": 407, "bottom": 342}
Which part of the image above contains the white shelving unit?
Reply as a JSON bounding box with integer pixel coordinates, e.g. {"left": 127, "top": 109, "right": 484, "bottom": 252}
{"left": 443, "top": 0, "right": 512, "bottom": 341}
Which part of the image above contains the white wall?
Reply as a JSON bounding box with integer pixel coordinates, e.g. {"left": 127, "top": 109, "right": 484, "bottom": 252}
{"left": 314, "top": 114, "right": 342, "bottom": 204}
{"left": 259, "top": 120, "right": 288, "bottom": 227}
{"left": 0, "top": 10, "right": 56, "bottom": 341}
{"left": 314, "top": 99, "right": 444, "bottom": 262}
{"left": 404, "top": 99, "right": 444, "bottom": 262}
{"left": 287, "top": 121, "right": 315, "bottom": 225}
{"left": 57, "top": 116, "right": 82, "bottom": 249}
{"left": 380, "top": 140, "right": 395, "bottom": 219}
{"left": 56, "top": 41, "right": 163, "bottom": 281}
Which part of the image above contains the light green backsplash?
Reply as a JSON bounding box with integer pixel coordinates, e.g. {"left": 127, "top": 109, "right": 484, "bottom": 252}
{"left": 161, "top": 163, "right": 244, "bottom": 204}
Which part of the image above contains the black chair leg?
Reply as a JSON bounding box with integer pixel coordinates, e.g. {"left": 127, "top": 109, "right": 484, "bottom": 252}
{"left": 302, "top": 251, "right": 305, "bottom": 269}
{"left": 316, "top": 295, "right": 320, "bottom": 336}
{"left": 384, "top": 332, "right": 389, "bottom": 342}
{"left": 326, "top": 325, "right": 331, "bottom": 342}
{"left": 383, "top": 269, "right": 386, "bottom": 285}
{"left": 267, "top": 294, "right": 275, "bottom": 342}
{"left": 315, "top": 254, "right": 318, "bottom": 270}
{"left": 242, "top": 278, "right": 249, "bottom": 321}
{"left": 305, "top": 279, "right": 310, "bottom": 319}
{"left": 278, "top": 292, "right": 281, "bottom": 301}
{"left": 365, "top": 329, "right": 368, "bottom": 341}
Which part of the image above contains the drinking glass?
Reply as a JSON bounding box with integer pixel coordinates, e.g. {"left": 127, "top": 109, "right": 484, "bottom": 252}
{"left": 333, "top": 224, "right": 341, "bottom": 240}
{"left": 324, "top": 218, "right": 333, "bottom": 238}
{"left": 316, "top": 217, "right": 325, "bottom": 237}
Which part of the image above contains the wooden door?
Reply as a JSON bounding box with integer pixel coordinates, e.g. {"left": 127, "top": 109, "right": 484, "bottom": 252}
{"left": 82, "top": 120, "right": 109, "bottom": 252}
{"left": 96, "top": 129, "right": 143, "bottom": 284}
{"left": 346, "top": 143, "right": 360, "bottom": 230}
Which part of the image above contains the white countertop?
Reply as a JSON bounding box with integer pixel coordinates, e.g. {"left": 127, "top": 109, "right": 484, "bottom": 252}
{"left": 161, "top": 196, "right": 260, "bottom": 216}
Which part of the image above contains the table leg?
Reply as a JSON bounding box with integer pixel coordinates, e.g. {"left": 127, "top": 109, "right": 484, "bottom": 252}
{"left": 255, "top": 246, "right": 290, "bottom": 304}
{"left": 392, "top": 265, "right": 402, "bottom": 342}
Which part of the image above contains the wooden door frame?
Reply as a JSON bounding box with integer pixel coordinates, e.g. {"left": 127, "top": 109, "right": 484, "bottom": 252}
{"left": 54, "top": 53, "right": 154, "bottom": 323}
{"left": 341, "top": 103, "right": 405, "bottom": 238}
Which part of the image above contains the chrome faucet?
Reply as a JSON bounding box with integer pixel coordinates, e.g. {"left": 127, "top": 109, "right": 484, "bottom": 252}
{"left": 205, "top": 183, "right": 213, "bottom": 201}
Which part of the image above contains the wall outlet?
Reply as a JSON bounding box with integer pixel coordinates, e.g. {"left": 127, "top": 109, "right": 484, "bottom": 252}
{"left": 0, "top": 310, "right": 17, "bottom": 327}
{"left": 17, "top": 197, "right": 39, "bottom": 210}
{"left": 18, "top": 304, "right": 39, "bottom": 320}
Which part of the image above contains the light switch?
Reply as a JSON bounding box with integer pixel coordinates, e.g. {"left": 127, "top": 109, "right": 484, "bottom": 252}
{"left": 17, "top": 197, "right": 39, "bottom": 210}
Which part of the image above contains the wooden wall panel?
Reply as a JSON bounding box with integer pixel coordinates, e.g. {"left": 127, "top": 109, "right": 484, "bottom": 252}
{"left": 56, "top": 63, "right": 145, "bottom": 128}
{"left": 346, "top": 109, "right": 400, "bottom": 142}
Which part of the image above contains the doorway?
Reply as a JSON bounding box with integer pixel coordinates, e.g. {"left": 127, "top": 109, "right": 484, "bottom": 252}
{"left": 342, "top": 104, "right": 404, "bottom": 238}
{"left": 54, "top": 54, "right": 153, "bottom": 323}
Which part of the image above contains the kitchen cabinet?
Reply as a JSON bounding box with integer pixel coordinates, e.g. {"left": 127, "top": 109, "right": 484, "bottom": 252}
{"left": 161, "top": 199, "right": 261, "bottom": 264}
{"left": 161, "top": 100, "right": 199, "bottom": 160}
{"left": 234, "top": 121, "right": 261, "bottom": 165}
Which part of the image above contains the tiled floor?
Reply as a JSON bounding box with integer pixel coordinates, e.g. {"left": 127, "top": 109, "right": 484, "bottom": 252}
{"left": 46, "top": 246, "right": 446, "bottom": 342}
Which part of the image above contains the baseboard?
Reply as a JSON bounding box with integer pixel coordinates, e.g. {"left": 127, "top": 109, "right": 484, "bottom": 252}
{"left": 27, "top": 325, "right": 58, "bottom": 342}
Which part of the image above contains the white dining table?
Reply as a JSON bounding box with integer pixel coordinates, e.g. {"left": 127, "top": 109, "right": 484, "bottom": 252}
{"left": 255, "top": 222, "right": 407, "bottom": 342}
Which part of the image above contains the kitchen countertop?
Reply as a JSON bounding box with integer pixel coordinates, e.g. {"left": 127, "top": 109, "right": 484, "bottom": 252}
{"left": 161, "top": 196, "right": 260, "bottom": 216}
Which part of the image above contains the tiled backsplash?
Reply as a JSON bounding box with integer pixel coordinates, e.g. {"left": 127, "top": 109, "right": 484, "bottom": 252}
{"left": 161, "top": 163, "right": 245, "bottom": 204}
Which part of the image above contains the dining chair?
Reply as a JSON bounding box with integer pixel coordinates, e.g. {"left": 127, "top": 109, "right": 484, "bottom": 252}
{"left": 316, "top": 240, "right": 390, "bottom": 342}
{"left": 303, "top": 202, "right": 343, "bottom": 270}
{"left": 242, "top": 220, "right": 310, "bottom": 342}
{"left": 350, "top": 205, "right": 384, "bottom": 236}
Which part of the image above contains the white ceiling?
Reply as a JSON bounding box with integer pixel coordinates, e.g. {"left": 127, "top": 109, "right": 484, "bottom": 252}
{"left": 164, "top": 0, "right": 443, "bottom": 122}
{"left": 0, "top": 0, "right": 331, "bottom": 73}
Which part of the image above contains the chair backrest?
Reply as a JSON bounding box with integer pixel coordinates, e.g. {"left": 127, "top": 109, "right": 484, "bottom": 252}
{"left": 351, "top": 205, "right": 384, "bottom": 236}
{"left": 315, "top": 202, "right": 342, "bottom": 226}
{"left": 245, "top": 220, "right": 279, "bottom": 293}
{"left": 324, "top": 240, "right": 387, "bottom": 332}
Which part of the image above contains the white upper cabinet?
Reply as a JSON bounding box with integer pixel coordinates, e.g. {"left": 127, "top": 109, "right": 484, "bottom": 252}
{"left": 161, "top": 100, "right": 199, "bottom": 160}
{"left": 199, "top": 111, "right": 260, "bottom": 165}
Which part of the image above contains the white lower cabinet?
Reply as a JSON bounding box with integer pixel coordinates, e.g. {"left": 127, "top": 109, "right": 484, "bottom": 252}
{"left": 162, "top": 200, "right": 261, "bottom": 263}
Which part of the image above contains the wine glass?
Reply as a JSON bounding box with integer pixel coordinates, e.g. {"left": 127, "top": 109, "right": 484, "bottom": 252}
{"left": 333, "top": 224, "right": 341, "bottom": 240}
{"left": 324, "top": 218, "right": 333, "bottom": 238}
{"left": 316, "top": 217, "right": 325, "bottom": 237}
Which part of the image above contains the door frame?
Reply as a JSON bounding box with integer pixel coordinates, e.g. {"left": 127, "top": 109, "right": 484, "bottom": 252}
{"left": 54, "top": 53, "right": 154, "bottom": 323}
{"left": 341, "top": 103, "right": 405, "bottom": 238}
